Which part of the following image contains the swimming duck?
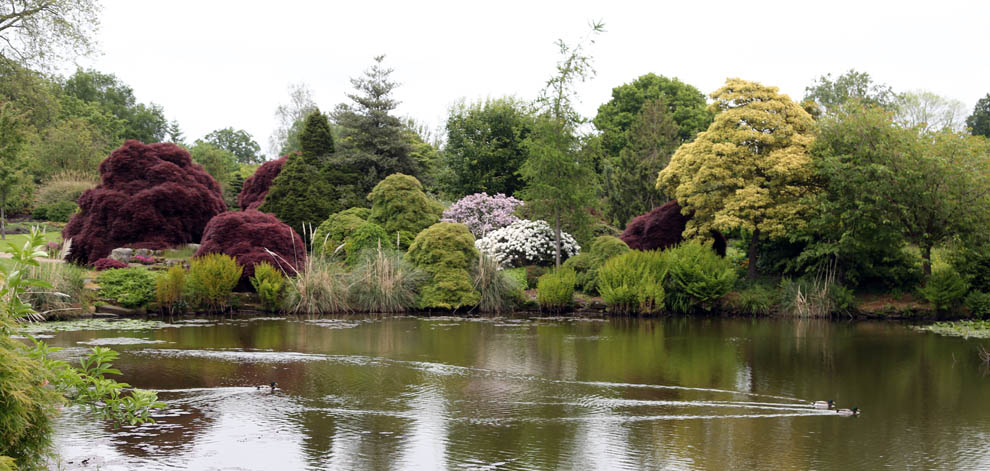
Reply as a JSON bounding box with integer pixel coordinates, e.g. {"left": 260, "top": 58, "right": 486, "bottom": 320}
{"left": 256, "top": 381, "right": 278, "bottom": 391}
{"left": 836, "top": 406, "right": 860, "bottom": 416}
{"left": 813, "top": 400, "right": 836, "bottom": 409}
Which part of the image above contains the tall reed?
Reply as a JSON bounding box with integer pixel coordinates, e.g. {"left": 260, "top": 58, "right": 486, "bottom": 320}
{"left": 283, "top": 254, "right": 350, "bottom": 315}
{"left": 472, "top": 252, "right": 521, "bottom": 314}
{"left": 346, "top": 244, "right": 424, "bottom": 313}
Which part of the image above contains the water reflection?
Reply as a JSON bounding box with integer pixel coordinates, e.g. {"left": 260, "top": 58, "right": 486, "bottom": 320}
{"left": 46, "top": 316, "right": 990, "bottom": 470}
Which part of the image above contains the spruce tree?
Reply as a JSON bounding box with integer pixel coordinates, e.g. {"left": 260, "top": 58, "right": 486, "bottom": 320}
{"left": 300, "top": 109, "right": 334, "bottom": 159}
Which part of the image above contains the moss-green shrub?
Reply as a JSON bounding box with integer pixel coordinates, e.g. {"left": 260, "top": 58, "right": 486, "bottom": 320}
{"left": 565, "top": 235, "right": 632, "bottom": 294}
{"left": 312, "top": 207, "right": 371, "bottom": 256}
{"left": 97, "top": 268, "right": 156, "bottom": 308}
{"left": 347, "top": 247, "right": 424, "bottom": 312}
{"left": 32, "top": 200, "right": 77, "bottom": 222}
{"left": 537, "top": 268, "right": 576, "bottom": 312}
{"left": 368, "top": 174, "right": 443, "bottom": 250}
{"left": 250, "top": 261, "right": 286, "bottom": 312}
{"left": 406, "top": 222, "right": 480, "bottom": 309}
{"left": 344, "top": 222, "right": 394, "bottom": 266}
{"left": 919, "top": 269, "right": 969, "bottom": 311}
{"left": 187, "top": 253, "right": 242, "bottom": 312}
{"left": 663, "top": 241, "right": 737, "bottom": 313}
{"left": 597, "top": 251, "right": 666, "bottom": 314}
{"left": 155, "top": 265, "right": 186, "bottom": 314}
{"left": 965, "top": 291, "right": 990, "bottom": 319}
{"left": 729, "top": 284, "right": 776, "bottom": 315}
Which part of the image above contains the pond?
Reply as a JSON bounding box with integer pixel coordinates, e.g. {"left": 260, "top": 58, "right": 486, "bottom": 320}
{"left": 33, "top": 315, "right": 990, "bottom": 470}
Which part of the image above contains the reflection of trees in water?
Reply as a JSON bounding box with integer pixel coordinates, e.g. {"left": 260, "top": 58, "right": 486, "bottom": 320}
{"left": 103, "top": 390, "right": 217, "bottom": 459}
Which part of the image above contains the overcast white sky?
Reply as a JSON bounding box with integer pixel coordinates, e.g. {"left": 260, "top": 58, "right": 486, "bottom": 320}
{"left": 69, "top": 0, "right": 990, "bottom": 158}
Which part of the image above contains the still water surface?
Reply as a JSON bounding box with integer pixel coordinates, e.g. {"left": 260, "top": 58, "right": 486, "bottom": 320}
{"left": 34, "top": 316, "right": 990, "bottom": 470}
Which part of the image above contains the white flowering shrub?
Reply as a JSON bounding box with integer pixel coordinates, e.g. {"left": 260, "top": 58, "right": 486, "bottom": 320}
{"left": 475, "top": 219, "right": 580, "bottom": 268}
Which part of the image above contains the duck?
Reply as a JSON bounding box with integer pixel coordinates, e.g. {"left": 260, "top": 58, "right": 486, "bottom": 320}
{"left": 836, "top": 406, "right": 860, "bottom": 416}
{"left": 256, "top": 381, "right": 278, "bottom": 392}
{"left": 812, "top": 400, "right": 836, "bottom": 409}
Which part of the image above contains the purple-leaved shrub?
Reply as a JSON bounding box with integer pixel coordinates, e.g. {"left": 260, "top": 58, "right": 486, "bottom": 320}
{"left": 441, "top": 192, "right": 523, "bottom": 238}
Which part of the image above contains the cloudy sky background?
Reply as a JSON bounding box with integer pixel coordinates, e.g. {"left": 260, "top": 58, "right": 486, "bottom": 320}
{"left": 68, "top": 0, "right": 989, "bottom": 158}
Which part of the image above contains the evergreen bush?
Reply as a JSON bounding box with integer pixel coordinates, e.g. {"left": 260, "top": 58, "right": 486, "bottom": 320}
{"left": 406, "top": 222, "right": 480, "bottom": 309}
{"left": 537, "top": 268, "right": 576, "bottom": 312}
{"left": 919, "top": 269, "right": 969, "bottom": 311}
{"left": 368, "top": 173, "right": 443, "bottom": 250}
{"left": 344, "top": 222, "right": 394, "bottom": 266}
{"left": 97, "top": 268, "right": 156, "bottom": 308}
{"left": 663, "top": 241, "right": 738, "bottom": 313}
{"left": 186, "top": 253, "right": 242, "bottom": 312}
{"left": 597, "top": 251, "right": 666, "bottom": 314}
{"left": 965, "top": 291, "right": 990, "bottom": 319}
{"left": 312, "top": 207, "right": 371, "bottom": 256}
{"left": 563, "top": 235, "right": 631, "bottom": 294}
{"left": 250, "top": 261, "right": 285, "bottom": 312}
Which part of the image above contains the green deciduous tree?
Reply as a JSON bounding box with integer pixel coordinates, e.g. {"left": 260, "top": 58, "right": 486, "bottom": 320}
{"left": 658, "top": 78, "right": 817, "bottom": 279}
{"left": 0, "top": 102, "right": 27, "bottom": 239}
{"left": 520, "top": 22, "right": 603, "bottom": 267}
{"left": 188, "top": 140, "right": 238, "bottom": 191}
{"left": 61, "top": 69, "right": 168, "bottom": 144}
{"left": 593, "top": 73, "right": 711, "bottom": 158}
{"left": 0, "top": 0, "right": 100, "bottom": 67}
{"left": 442, "top": 97, "right": 535, "bottom": 198}
{"left": 803, "top": 69, "right": 896, "bottom": 114}
{"left": 269, "top": 82, "right": 317, "bottom": 157}
{"left": 966, "top": 93, "right": 990, "bottom": 138}
{"left": 23, "top": 116, "right": 107, "bottom": 179}
{"left": 895, "top": 89, "right": 966, "bottom": 133}
{"left": 204, "top": 127, "right": 262, "bottom": 164}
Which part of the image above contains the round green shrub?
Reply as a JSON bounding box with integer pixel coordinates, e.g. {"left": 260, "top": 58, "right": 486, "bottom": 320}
{"left": 405, "top": 222, "right": 480, "bottom": 309}
{"left": 663, "top": 241, "right": 738, "bottom": 313}
{"left": 187, "top": 253, "right": 243, "bottom": 312}
{"left": 537, "top": 268, "right": 576, "bottom": 312}
{"left": 919, "top": 269, "right": 970, "bottom": 311}
{"left": 344, "top": 222, "right": 394, "bottom": 266}
{"left": 97, "top": 267, "right": 157, "bottom": 308}
{"left": 34, "top": 200, "right": 78, "bottom": 222}
{"left": 597, "top": 250, "right": 666, "bottom": 314}
{"left": 312, "top": 207, "right": 371, "bottom": 256}
{"left": 965, "top": 291, "right": 990, "bottom": 319}
{"left": 368, "top": 174, "right": 443, "bottom": 250}
{"left": 563, "top": 235, "right": 631, "bottom": 295}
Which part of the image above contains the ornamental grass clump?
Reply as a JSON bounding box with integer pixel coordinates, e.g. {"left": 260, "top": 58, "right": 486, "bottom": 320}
{"left": 597, "top": 250, "right": 666, "bottom": 314}
{"left": 475, "top": 219, "right": 580, "bottom": 268}
{"left": 186, "top": 253, "right": 242, "bottom": 312}
{"left": 284, "top": 255, "right": 350, "bottom": 315}
{"left": 155, "top": 265, "right": 186, "bottom": 314}
{"left": 406, "top": 222, "right": 480, "bottom": 310}
{"left": 97, "top": 267, "right": 157, "bottom": 309}
{"left": 250, "top": 261, "right": 286, "bottom": 312}
{"left": 537, "top": 268, "right": 576, "bottom": 313}
{"left": 347, "top": 246, "right": 424, "bottom": 313}
{"left": 662, "top": 241, "right": 737, "bottom": 313}
{"left": 25, "top": 258, "right": 88, "bottom": 318}
{"left": 472, "top": 252, "right": 522, "bottom": 314}
{"left": 441, "top": 192, "right": 523, "bottom": 238}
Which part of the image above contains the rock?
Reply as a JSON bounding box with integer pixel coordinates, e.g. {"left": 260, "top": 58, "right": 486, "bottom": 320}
{"left": 134, "top": 248, "right": 153, "bottom": 257}
{"left": 109, "top": 247, "right": 133, "bottom": 263}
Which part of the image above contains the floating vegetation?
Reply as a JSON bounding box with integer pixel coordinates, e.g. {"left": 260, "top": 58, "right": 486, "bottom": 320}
{"left": 77, "top": 337, "right": 170, "bottom": 346}
{"left": 914, "top": 320, "right": 990, "bottom": 339}
{"left": 17, "top": 318, "right": 177, "bottom": 334}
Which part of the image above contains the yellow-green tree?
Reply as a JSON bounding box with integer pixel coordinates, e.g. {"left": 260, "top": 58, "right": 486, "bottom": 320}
{"left": 657, "top": 78, "right": 816, "bottom": 278}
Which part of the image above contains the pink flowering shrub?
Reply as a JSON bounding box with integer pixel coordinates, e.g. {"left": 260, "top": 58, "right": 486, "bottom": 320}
{"left": 94, "top": 258, "right": 128, "bottom": 270}
{"left": 440, "top": 192, "right": 523, "bottom": 238}
{"left": 133, "top": 255, "right": 155, "bottom": 264}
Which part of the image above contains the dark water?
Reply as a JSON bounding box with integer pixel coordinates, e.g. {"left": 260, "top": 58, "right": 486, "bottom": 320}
{"left": 36, "top": 316, "right": 990, "bottom": 470}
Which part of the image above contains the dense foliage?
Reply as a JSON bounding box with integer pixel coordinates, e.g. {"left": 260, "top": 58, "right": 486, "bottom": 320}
{"left": 536, "top": 268, "right": 576, "bottom": 312}
{"left": 662, "top": 242, "right": 738, "bottom": 313}
{"left": 344, "top": 221, "right": 393, "bottom": 266}
{"left": 475, "top": 219, "right": 580, "bottom": 268}
{"left": 312, "top": 207, "right": 371, "bottom": 256}
{"left": 563, "top": 235, "right": 630, "bottom": 295}
{"left": 597, "top": 250, "right": 666, "bottom": 314}
{"left": 186, "top": 253, "right": 242, "bottom": 312}
{"left": 97, "top": 267, "right": 156, "bottom": 308}
{"left": 238, "top": 155, "right": 287, "bottom": 210}
{"left": 440, "top": 192, "right": 522, "bottom": 238}
{"left": 405, "top": 222, "right": 480, "bottom": 310}
{"left": 250, "top": 261, "right": 286, "bottom": 312}
{"left": 658, "top": 79, "right": 816, "bottom": 278}
{"left": 367, "top": 173, "right": 442, "bottom": 249}
{"left": 63, "top": 140, "right": 226, "bottom": 264}
{"left": 194, "top": 209, "right": 306, "bottom": 283}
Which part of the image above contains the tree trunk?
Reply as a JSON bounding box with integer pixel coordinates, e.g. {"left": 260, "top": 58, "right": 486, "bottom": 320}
{"left": 554, "top": 207, "right": 562, "bottom": 269}
{"left": 921, "top": 244, "right": 933, "bottom": 276}
{"left": 747, "top": 228, "right": 760, "bottom": 280}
